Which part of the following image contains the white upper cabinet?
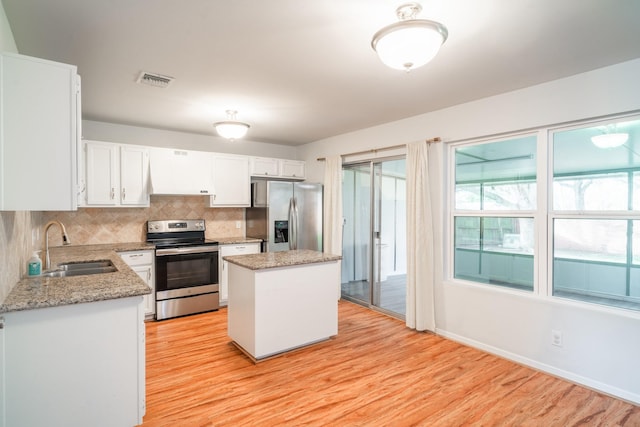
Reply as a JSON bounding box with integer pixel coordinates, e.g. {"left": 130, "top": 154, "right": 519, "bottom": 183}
{"left": 0, "top": 52, "right": 80, "bottom": 211}
{"left": 210, "top": 154, "right": 250, "bottom": 207}
{"left": 85, "top": 140, "right": 150, "bottom": 207}
{"left": 86, "top": 141, "right": 118, "bottom": 206}
{"left": 120, "top": 145, "right": 150, "bottom": 205}
{"left": 279, "top": 159, "right": 306, "bottom": 179}
{"left": 250, "top": 157, "right": 280, "bottom": 177}
{"left": 250, "top": 157, "right": 306, "bottom": 180}
{"left": 149, "top": 147, "right": 213, "bottom": 195}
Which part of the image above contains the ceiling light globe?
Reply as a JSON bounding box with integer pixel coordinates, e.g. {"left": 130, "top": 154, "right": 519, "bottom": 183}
{"left": 215, "top": 121, "right": 250, "bottom": 140}
{"left": 372, "top": 17, "right": 448, "bottom": 71}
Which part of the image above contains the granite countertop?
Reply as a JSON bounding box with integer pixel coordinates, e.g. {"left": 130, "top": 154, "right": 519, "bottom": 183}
{"left": 0, "top": 242, "right": 154, "bottom": 314}
{"left": 216, "top": 236, "right": 262, "bottom": 245}
{"left": 224, "top": 249, "right": 341, "bottom": 270}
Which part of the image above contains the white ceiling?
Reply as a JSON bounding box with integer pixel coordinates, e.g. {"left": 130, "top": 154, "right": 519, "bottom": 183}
{"left": 3, "top": 0, "right": 640, "bottom": 146}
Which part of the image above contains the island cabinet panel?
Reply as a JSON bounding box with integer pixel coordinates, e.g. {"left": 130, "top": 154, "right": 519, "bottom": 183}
{"left": 227, "top": 261, "right": 339, "bottom": 360}
{"left": 0, "top": 297, "right": 145, "bottom": 427}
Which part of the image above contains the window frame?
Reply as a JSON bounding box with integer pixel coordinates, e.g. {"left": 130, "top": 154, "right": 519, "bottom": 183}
{"left": 547, "top": 115, "right": 640, "bottom": 310}
{"left": 446, "top": 112, "right": 640, "bottom": 313}
{"left": 448, "top": 131, "right": 543, "bottom": 294}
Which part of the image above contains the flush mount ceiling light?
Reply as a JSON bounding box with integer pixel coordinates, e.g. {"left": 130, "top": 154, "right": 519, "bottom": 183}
{"left": 213, "top": 110, "right": 250, "bottom": 140}
{"left": 591, "top": 132, "right": 629, "bottom": 149}
{"left": 371, "top": 2, "right": 448, "bottom": 72}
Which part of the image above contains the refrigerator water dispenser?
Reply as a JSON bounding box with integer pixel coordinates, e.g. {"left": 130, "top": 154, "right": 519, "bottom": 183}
{"left": 274, "top": 220, "right": 289, "bottom": 243}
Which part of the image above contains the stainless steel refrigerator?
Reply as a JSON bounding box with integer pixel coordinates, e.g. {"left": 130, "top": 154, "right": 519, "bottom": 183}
{"left": 246, "top": 180, "right": 323, "bottom": 252}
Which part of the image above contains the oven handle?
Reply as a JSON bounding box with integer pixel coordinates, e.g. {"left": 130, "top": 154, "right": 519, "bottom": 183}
{"left": 155, "top": 246, "right": 219, "bottom": 256}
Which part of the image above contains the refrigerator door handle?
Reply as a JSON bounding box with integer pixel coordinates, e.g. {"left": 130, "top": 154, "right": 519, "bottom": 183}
{"left": 288, "top": 197, "right": 295, "bottom": 250}
{"left": 294, "top": 197, "right": 299, "bottom": 250}
{"left": 290, "top": 197, "right": 298, "bottom": 250}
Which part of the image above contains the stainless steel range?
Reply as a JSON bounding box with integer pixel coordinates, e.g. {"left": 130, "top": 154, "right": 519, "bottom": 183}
{"left": 147, "top": 219, "right": 219, "bottom": 320}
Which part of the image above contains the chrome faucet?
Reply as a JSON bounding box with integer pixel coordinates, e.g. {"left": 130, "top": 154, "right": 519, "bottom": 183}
{"left": 43, "top": 220, "right": 71, "bottom": 270}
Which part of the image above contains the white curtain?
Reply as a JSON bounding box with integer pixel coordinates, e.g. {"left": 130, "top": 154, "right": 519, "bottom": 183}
{"left": 323, "top": 155, "right": 343, "bottom": 300}
{"left": 406, "top": 141, "right": 442, "bottom": 332}
{"left": 323, "top": 155, "right": 343, "bottom": 257}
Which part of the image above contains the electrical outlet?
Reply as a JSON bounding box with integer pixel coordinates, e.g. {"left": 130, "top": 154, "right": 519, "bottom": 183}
{"left": 551, "top": 329, "right": 563, "bottom": 347}
{"left": 235, "top": 221, "right": 241, "bottom": 229}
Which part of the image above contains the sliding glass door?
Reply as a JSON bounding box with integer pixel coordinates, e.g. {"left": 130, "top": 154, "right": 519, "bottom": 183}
{"left": 341, "top": 158, "right": 407, "bottom": 318}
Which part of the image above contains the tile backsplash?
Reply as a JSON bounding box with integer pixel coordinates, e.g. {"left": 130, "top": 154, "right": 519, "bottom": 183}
{"left": 41, "top": 195, "right": 245, "bottom": 247}
{"left": 0, "top": 211, "right": 38, "bottom": 303}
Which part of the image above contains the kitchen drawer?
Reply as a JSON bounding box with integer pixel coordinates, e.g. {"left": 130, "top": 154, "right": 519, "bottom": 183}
{"left": 119, "top": 250, "right": 154, "bottom": 266}
{"left": 221, "top": 243, "right": 261, "bottom": 256}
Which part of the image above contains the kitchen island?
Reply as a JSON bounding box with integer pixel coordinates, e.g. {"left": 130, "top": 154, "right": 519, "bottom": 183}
{"left": 225, "top": 249, "right": 341, "bottom": 361}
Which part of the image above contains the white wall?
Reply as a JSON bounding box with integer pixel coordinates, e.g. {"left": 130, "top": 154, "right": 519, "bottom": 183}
{"left": 83, "top": 120, "right": 298, "bottom": 159}
{"left": 298, "top": 59, "right": 640, "bottom": 404}
{"left": 0, "top": 1, "right": 16, "bottom": 52}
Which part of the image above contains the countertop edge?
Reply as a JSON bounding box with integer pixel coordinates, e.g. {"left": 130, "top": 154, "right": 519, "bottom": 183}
{"left": 216, "top": 237, "right": 263, "bottom": 245}
{"left": 225, "top": 250, "right": 341, "bottom": 271}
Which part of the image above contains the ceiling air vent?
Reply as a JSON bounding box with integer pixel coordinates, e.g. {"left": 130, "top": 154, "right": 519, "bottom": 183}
{"left": 137, "top": 71, "right": 174, "bottom": 88}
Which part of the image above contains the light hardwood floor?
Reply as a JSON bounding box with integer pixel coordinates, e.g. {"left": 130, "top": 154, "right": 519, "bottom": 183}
{"left": 142, "top": 301, "right": 639, "bottom": 426}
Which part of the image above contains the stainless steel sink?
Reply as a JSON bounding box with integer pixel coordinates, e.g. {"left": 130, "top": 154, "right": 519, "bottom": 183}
{"left": 42, "top": 260, "right": 117, "bottom": 277}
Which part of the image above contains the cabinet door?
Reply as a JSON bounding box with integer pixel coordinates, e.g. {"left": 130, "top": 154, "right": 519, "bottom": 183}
{"left": 211, "top": 155, "right": 250, "bottom": 207}
{"left": 280, "top": 160, "right": 306, "bottom": 179}
{"left": 86, "top": 140, "right": 118, "bottom": 205}
{"left": 0, "top": 53, "right": 79, "bottom": 210}
{"left": 220, "top": 243, "right": 261, "bottom": 303}
{"left": 131, "top": 265, "right": 154, "bottom": 317}
{"left": 3, "top": 299, "right": 144, "bottom": 426}
{"left": 120, "top": 146, "right": 150, "bottom": 206}
{"left": 250, "top": 157, "right": 280, "bottom": 177}
{"left": 119, "top": 250, "right": 155, "bottom": 318}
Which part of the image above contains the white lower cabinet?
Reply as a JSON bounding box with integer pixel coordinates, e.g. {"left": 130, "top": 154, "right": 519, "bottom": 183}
{"left": 119, "top": 250, "right": 155, "bottom": 319}
{"left": 0, "top": 297, "right": 146, "bottom": 427}
{"left": 219, "top": 242, "right": 261, "bottom": 305}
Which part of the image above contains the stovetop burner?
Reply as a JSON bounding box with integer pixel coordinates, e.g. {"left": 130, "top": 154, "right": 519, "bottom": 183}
{"left": 146, "top": 219, "right": 218, "bottom": 248}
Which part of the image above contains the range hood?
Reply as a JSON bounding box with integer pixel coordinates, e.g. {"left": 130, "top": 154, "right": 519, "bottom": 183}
{"left": 149, "top": 147, "right": 213, "bottom": 195}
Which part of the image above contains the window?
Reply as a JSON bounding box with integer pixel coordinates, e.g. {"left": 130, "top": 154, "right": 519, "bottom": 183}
{"left": 551, "top": 117, "right": 640, "bottom": 310}
{"left": 449, "top": 114, "right": 640, "bottom": 312}
{"left": 453, "top": 135, "right": 537, "bottom": 291}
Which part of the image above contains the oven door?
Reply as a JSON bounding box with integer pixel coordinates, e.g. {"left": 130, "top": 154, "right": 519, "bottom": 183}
{"left": 155, "top": 246, "right": 219, "bottom": 298}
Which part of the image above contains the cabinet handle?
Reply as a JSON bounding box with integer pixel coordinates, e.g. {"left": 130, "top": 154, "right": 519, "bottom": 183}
{"left": 147, "top": 270, "right": 151, "bottom": 281}
{"left": 110, "top": 188, "right": 115, "bottom": 199}
{"left": 122, "top": 187, "right": 126, "bottom": 200}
